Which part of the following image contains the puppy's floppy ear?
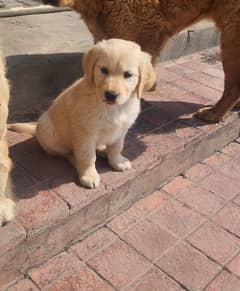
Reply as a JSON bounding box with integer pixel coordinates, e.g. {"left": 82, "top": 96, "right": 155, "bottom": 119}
{"left": 83, "top": 46, "right": 100, "bottom": 85}
{"left": 137, "top": 52, "right": 156, "bottom": 98}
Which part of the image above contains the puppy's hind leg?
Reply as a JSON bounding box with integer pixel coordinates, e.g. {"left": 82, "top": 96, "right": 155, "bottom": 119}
{"left": 36, "top": 113, "right": 68, "bottom": 156}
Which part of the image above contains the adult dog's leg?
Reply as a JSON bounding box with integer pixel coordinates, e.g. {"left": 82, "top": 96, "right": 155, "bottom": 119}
{"left": 234, "top": 100, "right": 240, "bottom": 108}
{"left": 196, "top": 24, "right": 240, "bottom": 122}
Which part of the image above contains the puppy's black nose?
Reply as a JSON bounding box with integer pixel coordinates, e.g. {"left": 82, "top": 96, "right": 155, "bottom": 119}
{"left": 104, "top": 91, "right": 119, "bottom": 103}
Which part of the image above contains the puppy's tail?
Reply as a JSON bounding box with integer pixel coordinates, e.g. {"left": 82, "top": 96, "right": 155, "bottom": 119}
{"left": 8, "top": 122, "right": 37, "bottom": 136}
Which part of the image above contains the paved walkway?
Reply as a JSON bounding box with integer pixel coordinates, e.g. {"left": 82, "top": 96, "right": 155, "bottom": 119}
{"left": 2, "top": 48, "right": 240, "bottom": 290}
{"left": 5, "top": 140, "right": 240, "bottom": 290}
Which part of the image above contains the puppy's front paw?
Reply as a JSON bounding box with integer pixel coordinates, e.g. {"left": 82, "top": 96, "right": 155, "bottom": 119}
{"left": 0, "top": 198, "right": 15, "bottom": 226}
{"left": 80, "top": 170, "right": 100, "bottom": 189}
{"left": 109, "top": 155, "right": 132, "bottom": 171}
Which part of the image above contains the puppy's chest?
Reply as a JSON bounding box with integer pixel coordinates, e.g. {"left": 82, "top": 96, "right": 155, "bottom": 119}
{"left": 98, "top": 105, "right": 139, "bottom": 145}
{"left": 98, "top": 112, "right": 129, "bottom": 144}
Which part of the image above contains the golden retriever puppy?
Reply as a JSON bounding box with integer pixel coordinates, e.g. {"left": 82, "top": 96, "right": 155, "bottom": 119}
{"left": 43, "top": 0, "right": 240, "bottom": 123}
{"left": 0, "top": 53, "right": 16, "bottom": 225}
{"left": 9, "top": 39, "right": 156, "bottom": 188}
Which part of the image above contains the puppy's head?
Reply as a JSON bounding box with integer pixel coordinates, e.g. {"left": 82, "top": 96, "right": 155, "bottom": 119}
{"left": 83, "top": 38, "right": 156, "bottom": 106}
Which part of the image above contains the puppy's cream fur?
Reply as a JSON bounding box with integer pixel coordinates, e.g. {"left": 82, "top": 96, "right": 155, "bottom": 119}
{"left": 9, "top": 39, "right": 156, "bottom": 188}
{"left": 0, "top": 53, "right": 16, "bottom": 225}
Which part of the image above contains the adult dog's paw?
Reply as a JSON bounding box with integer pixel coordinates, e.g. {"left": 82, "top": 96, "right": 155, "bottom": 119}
{"left": 195, "top": 106, "right": 227, "bottom": 123}
{"left": 0, "top": 198, "right": 15, "bottom": 226}
{"left": 80, "top": 171, "right": 100, "bottom": 189}
{"left": 109, "top": 155, "right": 132, "bottom": 171}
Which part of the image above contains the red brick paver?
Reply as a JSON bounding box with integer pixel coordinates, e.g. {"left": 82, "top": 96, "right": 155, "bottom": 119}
{"left": 234, "top": 195, "right": 240, "bottom": 206}
{"left": 29, "top": 252, "right": 113, "bottom": 291}
{"left": 121, "top": 218, "right": 176, "bottom": 261}
{"left": 220, "top": 157, "right": 240, "bottom": 181}
{"left": 0, "top": 222, "right": 26, "bottom": 255}
{"left": 213, "top": 203, "right": 240, "bottom": 237}
{"left": 156, "top": 242, "right": 220, "bottom": 290}
{"left": 184, "top": 163, "right": 212, "bottom": 182}
{"left": 70, "top": 228, "right": 117, "bottom": 261}
{"left": 176, "top": 185, "right": 224, "bottom": 216}
{"left": 7, "top": 279, "right": 38, "bottom": 291}
{"left": 187, "top": 222, "right": 240, "bottom": 264}
{"left": 203, "top": 151, "right": 230, "bottom": 168}
{"left": 199, "top": 171, "right": 240, "bottom": 201}
{"left": 149, "top": 199, "right": 205, "bottom": 237}
{"left": 227, "top": 253, "right": 240, "bottom": 278}
{"left": 162, "top": 176, "right": 193, "bottom": 196}
{"left": 88, "top": 240, "right": 151, "bottom": 289}
{"left": 205, "top": 271, "right": 240, "bottom": 291}
{"left": 107, "top": 190, "right": 169, "bottom": 234}
{"left": 126, "top": 267, "right": 184, "bottom": 291}
{"left": 17, "top": 190, "right": 69, "bottom": 236}
{"left": 221, "top": 142, "right": 240, "bottom": 157}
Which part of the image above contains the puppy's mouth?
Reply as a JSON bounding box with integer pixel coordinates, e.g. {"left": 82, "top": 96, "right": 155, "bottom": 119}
{"left": 104, "top": 99, "right": 116, "bottom": 105}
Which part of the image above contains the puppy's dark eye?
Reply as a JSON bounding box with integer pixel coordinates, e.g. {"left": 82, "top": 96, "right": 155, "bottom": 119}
{"left": 101, "top": 67, "right": 109, "bottom": 75}
{"left": 124, "top": 71, "right": 132, "bottom": 79}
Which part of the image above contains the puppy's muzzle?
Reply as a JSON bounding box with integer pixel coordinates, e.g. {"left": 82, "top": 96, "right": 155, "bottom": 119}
{"left": 104, "top": 91, "right": 119, "bottom": 104}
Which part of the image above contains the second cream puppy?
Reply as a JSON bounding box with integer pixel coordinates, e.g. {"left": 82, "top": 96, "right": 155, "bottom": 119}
{"left": 0, "top": 53, "right": 16, "bottom": 225}
{"left": 10, "top": 39, "right": 156, "bottom": 188}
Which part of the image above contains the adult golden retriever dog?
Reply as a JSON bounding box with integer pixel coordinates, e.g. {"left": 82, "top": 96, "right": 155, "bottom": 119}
{"left": 0, "top": 53, "right": 16, "bottom": 225}
{"left": 9, "top": 39, "right": 156, "bottom": 188}
{"left": 43, "top": 0, "right": 240, "bottom": 123}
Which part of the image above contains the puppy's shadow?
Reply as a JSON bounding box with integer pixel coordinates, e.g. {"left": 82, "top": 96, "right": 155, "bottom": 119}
{"left": 130, "top": 98, "right": 209, "bottom": 137}
{"left": 10, "top": 98, "right": 209, "bottom": 200}
{"left": 10, "top": 134, "right": 147, "bottom": 200}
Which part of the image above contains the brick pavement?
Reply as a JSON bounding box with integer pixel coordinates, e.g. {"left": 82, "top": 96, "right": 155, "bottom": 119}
{"left": 5, "top": 139, "right": 240, "bottom": 290}
{"left": 2, "top": 47, "right": 240, "bottom": 288}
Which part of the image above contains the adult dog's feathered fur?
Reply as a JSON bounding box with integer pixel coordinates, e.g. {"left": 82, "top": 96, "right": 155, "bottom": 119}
{"left": 0, "top": 53, "right": 16, "bottom": 225}
{"left": 9, "top": 39, "right": 156, "bottom": 189}
{"left": 43, "top": 0, "right": 240, "bottom": 123}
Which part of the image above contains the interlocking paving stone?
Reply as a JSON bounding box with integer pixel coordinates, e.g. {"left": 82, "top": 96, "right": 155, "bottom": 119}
{"left": 87, "top": 240, "right": 151, "bottom": 289}
{"left": 4, "top": 139, "right": 240, "bottom": 290}
{"left": 187, "top": 222, "right": 240, "bottom": 264}
{"left": 156, "top": 242, "right": 220, "bottom": 290}
{"left": 28, "top": 252, "right": 113, "bottom": 290}
{"left": 227, "top": 253, "right": 240, "bottom": 278}
{"left": 205, "top": 270, "right": 240, "bottom": 291}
